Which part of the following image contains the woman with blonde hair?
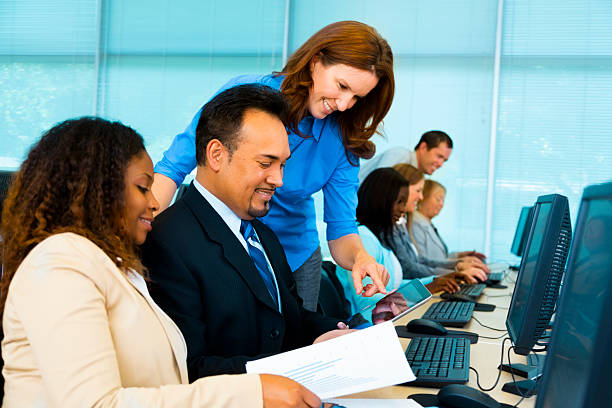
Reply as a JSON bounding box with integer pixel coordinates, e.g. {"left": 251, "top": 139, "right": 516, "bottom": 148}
{"left": 151, "top": 21, "right": 395, "bottom": 310}
{"left": 413, "top": 179, "right": 486, "bottom": 261}
{"left": 0, "top": 117, "right": 320, "bottom": 408}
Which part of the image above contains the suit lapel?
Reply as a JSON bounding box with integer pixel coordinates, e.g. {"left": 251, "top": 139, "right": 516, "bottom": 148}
{"left": 182, "top": 183, "right": 280, "bottom": 313}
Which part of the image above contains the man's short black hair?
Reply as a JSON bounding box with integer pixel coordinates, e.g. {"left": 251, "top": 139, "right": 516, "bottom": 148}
{"left": 414, "top": 130, "right": 453, "bottom": 151}
{"left": 195, "top": 84, "right": 290, "bottom": 165}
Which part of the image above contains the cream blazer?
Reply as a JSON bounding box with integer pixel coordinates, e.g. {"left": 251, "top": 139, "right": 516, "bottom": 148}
{"left": 2, "top": 233, "right": 262, "bottom": 407}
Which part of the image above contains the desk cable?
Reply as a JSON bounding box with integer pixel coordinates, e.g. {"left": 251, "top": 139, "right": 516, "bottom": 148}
{"left": 506, "top": 346, "right": 541, "bottom": 407}
{"left": 469, "top": 338, "right": 539, "bottom": 407}
{"left": 469, "top": 337, "right": 511, "bottom": 391}
{"left": 472, "top": 316, "right": 507, "bottom": 332}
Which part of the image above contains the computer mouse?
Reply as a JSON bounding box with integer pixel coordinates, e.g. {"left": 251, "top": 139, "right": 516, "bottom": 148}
{"left": 437, "top": 384, "right": 501, "bottom": 408}
{"left": 405, "top": 318, "right": 448, "bottom": 335}
{"left": 441, "top": 293, "right": 477, "bottom": 303}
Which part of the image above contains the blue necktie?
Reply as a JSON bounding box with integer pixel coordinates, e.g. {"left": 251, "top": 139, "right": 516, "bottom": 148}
{"left": 240, "top": 220, "right": 279, "bottom": 309}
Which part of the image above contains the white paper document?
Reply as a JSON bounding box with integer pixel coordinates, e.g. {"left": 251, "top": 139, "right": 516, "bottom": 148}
{"left": 246, "top": 321, "right": 415, "bottom": 399}
{"left": 324, "top": 399, "right": 423, "bottom": 408}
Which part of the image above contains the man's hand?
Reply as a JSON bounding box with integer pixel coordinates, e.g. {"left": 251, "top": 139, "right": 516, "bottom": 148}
{"left": 313, "top": 327, "right": 357, "bottom": 344}
{"left": 351, "top": 251, "right": 389, "bottom": 297}
{"left": 260, "top": 374, "right": 321, "bottom": 408}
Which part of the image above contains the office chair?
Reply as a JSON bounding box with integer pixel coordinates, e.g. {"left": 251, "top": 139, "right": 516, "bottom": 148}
{"left": 174, "top": 183, "right": 190, "bottom": 203}
{"left": 0, "top": 170, "right": 15, "bottom": 223}
{"left": 317, "top": 261, "right": 351, "bottom": 320}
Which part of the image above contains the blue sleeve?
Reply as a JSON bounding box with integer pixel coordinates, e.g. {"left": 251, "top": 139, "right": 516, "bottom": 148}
{"left": 154, "top": 75, "right": 270, "bottom": 186}
{"left": 322, "top": 151, "right": 360, "bottom": 242}
{"left": 154, "top": 108, "right": 203, "bottom": 186}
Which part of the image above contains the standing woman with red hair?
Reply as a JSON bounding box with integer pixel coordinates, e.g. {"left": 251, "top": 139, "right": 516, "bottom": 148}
{"left": 152, "top": 21, "right": 395, "bottom": 310}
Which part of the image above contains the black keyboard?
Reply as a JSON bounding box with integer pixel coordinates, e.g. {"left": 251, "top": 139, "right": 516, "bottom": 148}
{"left": 488, "top": 271, "right": 504, "bottom": 282}
{"left": 422, "top": 301, "right": 475, "bottom": 327}
{"left": 404, "top": 337, "right": 470, "bottom": 387}
{"left": 456, "top": 283, "right": 486, "bottom": 297}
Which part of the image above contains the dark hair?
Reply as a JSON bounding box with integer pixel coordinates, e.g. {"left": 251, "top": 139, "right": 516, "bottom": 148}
{"left": 279, "top": 20, "right": 395, "bottom": 162}
{"left": 357, "top": 168, "right": 409, "bottom": 247}
{"left": 195, "top": 84, "right": 290, "bottom": 165}
{"left": 0, "top": 117, "right": 147, "bottom": 316}
{"left": 414, "top": 130, "right": 453, "bottom": 150}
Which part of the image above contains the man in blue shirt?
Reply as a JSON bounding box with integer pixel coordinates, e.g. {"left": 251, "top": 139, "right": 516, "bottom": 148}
{"left": 142, "top": 84, "right": 352, "bottom": 380}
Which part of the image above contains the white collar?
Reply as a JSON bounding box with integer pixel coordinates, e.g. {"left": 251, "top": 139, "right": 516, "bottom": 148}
{"left": 192, "top": 179, "right": 246, "bottom": 249}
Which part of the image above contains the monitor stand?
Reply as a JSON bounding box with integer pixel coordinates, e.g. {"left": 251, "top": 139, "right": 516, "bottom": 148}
{"left": 500, "top": 354, "right": 545, "bottom": 396}
{"left": 502, "top": 375, "right": 542, "bottom": 397}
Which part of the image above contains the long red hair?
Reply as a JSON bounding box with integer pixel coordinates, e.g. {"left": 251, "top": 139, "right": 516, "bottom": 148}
{"left": 279, "top": 20, "right": 395, "bottom": 162}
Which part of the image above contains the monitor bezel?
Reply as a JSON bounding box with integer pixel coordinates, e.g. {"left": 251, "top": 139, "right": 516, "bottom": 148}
{"left": 536, "top": 181, "right": 612, "bottom": 407}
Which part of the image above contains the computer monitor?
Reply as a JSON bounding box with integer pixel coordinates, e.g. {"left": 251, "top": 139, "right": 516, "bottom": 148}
{"left": 510, "top": 206, "right": 534, "bottom": 257}
{"left": 536, "top": 182, "right": 612, "bottom": 407}
{"left": 505, "top": 194, "right": 572, "bottom": 356}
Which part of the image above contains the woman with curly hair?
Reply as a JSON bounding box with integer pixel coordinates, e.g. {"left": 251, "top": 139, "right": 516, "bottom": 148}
{"left": 0, "top": 117, "right": 320, "bottom": 407}
{"left": 152, "top": 21, "right": 395, "bottom": 310}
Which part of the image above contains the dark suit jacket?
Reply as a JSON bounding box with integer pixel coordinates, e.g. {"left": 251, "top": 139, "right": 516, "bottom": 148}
{"left": 141, "top": 183, "right": 338, "bottom": 381}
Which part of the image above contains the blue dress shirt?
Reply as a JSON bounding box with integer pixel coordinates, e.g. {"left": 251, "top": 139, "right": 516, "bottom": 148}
{"left": 155, "top": 74, "right": 360, "bottom": 271}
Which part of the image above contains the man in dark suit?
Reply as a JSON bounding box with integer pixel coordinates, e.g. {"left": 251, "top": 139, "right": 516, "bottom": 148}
{"left": 142, "top": 84, "right": 348, "bottom": 382}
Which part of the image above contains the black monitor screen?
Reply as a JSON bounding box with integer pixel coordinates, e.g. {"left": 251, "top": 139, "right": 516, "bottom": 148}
{"left": 510, "top": 206, "right": 531, "bottom": 256}
{"left": 505, "top": 194, "right": 571, "bottom": 355}
{"left": 536, "top": 187, "right": 612, "bottom": 407}
{"left": 507, "top": 203, "right": 551, "bottom": 337}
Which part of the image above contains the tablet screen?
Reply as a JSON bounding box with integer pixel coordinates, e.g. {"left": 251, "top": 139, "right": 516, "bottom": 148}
{"left": 356, "top": 279, "right": 432, "bottom": 325}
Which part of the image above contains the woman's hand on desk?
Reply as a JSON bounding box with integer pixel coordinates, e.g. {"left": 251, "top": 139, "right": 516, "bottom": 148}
{"left": 453, "top": 267, "right": 487, "bottom": 284}
{"left": 457, "top": 257, "right": 490, "bottom": 273}
{"left": 260, "top": 374, "right": 321, "bottom": 407}
{"left": 427, "top": 275, "right": 461, "bottom": 294}
{"left": 456, "top": 250, "right": 487, "bottom": 261}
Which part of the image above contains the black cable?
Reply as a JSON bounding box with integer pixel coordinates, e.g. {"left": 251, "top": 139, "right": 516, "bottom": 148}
{"left": 472, "top": 316, "right": 507, "bottom": 331}
{"left": 506, "top": 345, "right": 539, "bottom": 406}
{"left": 469, "top": 337, "right": 511, "bottom": 392}
{"left": 479, "top": 331, "right": 509, "bottom": 340}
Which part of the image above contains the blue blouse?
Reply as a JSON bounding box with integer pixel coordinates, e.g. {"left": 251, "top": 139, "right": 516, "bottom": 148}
{"left": 155, "top": 74, "right": 360, "bottom": 271}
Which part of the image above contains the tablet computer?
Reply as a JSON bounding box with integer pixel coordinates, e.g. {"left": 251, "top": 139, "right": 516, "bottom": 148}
{"left": 351, "top": 279, "right": 432, "bottom": 325}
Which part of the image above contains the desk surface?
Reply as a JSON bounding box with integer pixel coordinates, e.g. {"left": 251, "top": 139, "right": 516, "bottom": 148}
{"left": 344, "top": 272, "right": 538, "bottom": 407}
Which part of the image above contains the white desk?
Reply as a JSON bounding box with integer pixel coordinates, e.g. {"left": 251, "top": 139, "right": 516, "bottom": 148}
{"left": 344, "top": 271, "right": 538, "bottom": 407}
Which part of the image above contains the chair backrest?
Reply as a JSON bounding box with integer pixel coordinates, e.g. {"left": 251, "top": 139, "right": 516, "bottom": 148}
{"left": 173, "top": 183, "right": 190, "bottom": 203}
{"left": 0, "top": 170, "right": 16, "bottom": 224}
{"left": 317, "top": 261, "right": 351, "bottom": 320}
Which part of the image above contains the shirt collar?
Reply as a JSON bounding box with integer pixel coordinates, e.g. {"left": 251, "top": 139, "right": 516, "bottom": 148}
{"left": 297, "top": 114, "right": 324, "bottom": 142}
{"left": 192, "top": 179, "right": 242, "bottom": 239}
